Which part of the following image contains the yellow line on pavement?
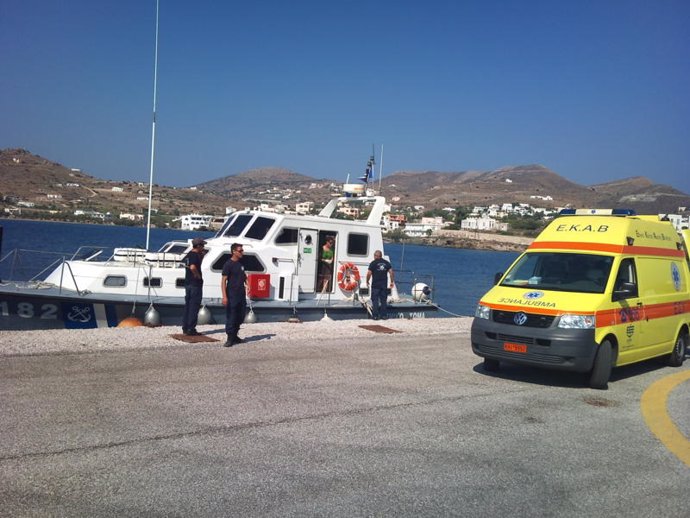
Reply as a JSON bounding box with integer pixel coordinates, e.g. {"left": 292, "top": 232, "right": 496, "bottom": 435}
{"left": 640, "top": 369, "right": 690, "bottom": 467}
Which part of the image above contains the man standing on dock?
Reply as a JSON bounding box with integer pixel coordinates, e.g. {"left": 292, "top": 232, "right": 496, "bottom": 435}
{"left": 366, "top": 250, "right": 395, "bottom": 320}
{"left": 182, "top": 237, "right": 207, "bottom": 336}
{"left": 221, "top": 243, "right": 248, "bottom": 347}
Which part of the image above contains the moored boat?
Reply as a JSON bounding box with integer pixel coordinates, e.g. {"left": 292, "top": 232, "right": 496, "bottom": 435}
{"left": 0, "top": 188, "right": 437, "bottom": 330}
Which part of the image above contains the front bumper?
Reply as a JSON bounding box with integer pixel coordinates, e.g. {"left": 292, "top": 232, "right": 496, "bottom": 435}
{"left": 471, "top": 317, "right": 598, "bottom": 373}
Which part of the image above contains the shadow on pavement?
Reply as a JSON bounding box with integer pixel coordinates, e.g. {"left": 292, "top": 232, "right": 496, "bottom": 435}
{"left": 472, "top": 356, "right": 680, "bottom": 389}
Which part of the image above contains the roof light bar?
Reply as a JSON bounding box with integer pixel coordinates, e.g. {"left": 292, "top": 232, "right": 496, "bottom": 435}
{"left": 558, "top": 208, "right": 636, "bottom": 216}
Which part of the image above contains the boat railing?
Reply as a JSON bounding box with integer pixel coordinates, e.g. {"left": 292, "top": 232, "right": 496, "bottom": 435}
{"left": 57, "top": 259, "right": 84, "bottom": 295}
{"left": 0, "top": 248, "right": 72, "bottom": 282}
{"left": 30, "top": 256, "right": 65, "bottom": 282}
{"left": 390, "top": 269, "right": 436, "bottom": 303}
{"left": 70, "top": 245, "right": 111, "bottom": 261}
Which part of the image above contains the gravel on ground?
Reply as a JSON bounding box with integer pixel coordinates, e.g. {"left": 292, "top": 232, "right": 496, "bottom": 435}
{"left": 0, "top": 317, "right": 473, "bottom": 356}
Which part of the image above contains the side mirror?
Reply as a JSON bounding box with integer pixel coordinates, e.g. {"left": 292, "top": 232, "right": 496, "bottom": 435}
{"left": 493, "top": 272, "right": 504, "bottom": 285}
{"left": 612, "top": 281, "right": 636, "bottom": 301}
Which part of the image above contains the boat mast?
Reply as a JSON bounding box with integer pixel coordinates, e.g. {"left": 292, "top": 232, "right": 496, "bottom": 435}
{"left": 145, "top": 0, "right": 160, "bottom": 251}
{"left": 378, "top": 144, "right": 384, "bottom": 192}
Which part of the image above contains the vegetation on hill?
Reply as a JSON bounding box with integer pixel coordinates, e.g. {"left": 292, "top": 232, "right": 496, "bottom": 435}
{"left": 1, "top": 149, "right": 688, "bottom": 228}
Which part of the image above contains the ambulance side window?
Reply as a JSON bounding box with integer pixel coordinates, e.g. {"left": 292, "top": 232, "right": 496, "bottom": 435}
{"left": 613, "top": 258, "right": 638, "bottom": 300}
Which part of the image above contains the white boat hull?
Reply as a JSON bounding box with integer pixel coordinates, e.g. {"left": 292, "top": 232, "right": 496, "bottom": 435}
{"left": 0, "top": 282, "right": 437, "bottom": 330}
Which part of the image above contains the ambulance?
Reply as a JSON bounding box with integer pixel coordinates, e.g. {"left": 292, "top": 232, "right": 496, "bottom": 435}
{"left": 471, "top": 209, "right": 689, "bottom": 389}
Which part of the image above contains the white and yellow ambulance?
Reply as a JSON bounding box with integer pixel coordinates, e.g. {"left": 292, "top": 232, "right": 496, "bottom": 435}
{"left": 471, "top": 209, "right": 689, "bottom": 389}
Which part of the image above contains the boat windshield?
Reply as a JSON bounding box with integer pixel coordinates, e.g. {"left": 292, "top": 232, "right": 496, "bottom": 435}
{"left": 157, "top": 242, "right": 189, "bottom": 254}
{"left": 221, "top": 214, "right": 253, "bottom": 238}
{"left": 216, "top": 214, "right": 236, "bottom": 237}
{"left": 501, "top": 252, "right": 614, "bottom": 294}
{"left": 245, "top": 216, "right": 275, "bottom": 240}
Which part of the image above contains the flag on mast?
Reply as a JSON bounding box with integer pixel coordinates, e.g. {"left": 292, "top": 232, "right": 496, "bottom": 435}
{"left": 358, "top": 152, "right": 375, "bottom": 184}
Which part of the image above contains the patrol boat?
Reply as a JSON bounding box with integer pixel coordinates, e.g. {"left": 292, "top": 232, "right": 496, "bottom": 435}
{"left": 0, "top": 181, "right": 436, "bottom": 330}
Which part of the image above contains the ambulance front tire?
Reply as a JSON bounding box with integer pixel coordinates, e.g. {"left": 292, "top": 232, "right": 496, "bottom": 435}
{"left": 483, "top": 358, "right": 500, "bottom": 372}
{"left": 665, "top": 330, "right": 687, "bottom": 367}
{"left": 589, "top": 340, "right": 613, "bottom": 390}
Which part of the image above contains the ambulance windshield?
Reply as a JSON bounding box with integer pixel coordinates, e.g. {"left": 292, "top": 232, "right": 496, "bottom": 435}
{"left": 501, "top": 253, "right": 614, "bottom": 293}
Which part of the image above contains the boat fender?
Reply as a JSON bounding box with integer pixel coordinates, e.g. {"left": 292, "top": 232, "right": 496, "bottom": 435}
{"left": 412, "top": 283, "right": 431, "bottom": 302}
{"left": 197, "top": 304, "right": 213, "bottom": 325}
{"left": 144, "top": 303, "right": 161, "bottom": 327}
{"left": 117, "top": 316, "right": 144, "bottom": 328}
{"left": 244, "top": 308, "right": 257, "bottom": 324}
{"left": 337, "top": 263, "right": 361, "bottom": 292}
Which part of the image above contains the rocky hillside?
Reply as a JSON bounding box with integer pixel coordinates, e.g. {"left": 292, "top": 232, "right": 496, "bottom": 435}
{"left": 195, "top": 167, "right": 338, "bottom": 203}
{"left": 375, "top": 165, "right": 688, "bottom": 214}
{"left": 0, "top": 149, "right": 230, "bottom": 218}
{"left": 1, "top": 149, "right": 688, "bottom": 222}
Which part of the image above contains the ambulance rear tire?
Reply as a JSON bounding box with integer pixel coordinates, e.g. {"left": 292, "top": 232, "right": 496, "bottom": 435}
{"left": 665, "top": 330, "right": 687, "bottom": 367}
{"left": 589, "top": 340, "right": 613, "bottom": 390}
{"left": 483, "top": 358, "right": 500, "bottom": 372}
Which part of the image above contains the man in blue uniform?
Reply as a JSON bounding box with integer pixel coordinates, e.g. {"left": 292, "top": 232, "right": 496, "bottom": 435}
{"left": 366, "top": 250, "right": 395, "bottom": 320}
{"left": 221, "top": 243, "right": 247, "bottom": 347}
{"left": 181, "top": 237, "right": 207, "bottom": 336}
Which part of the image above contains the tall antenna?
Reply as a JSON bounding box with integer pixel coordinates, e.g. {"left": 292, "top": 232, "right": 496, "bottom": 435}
{"left": 378, "top": 144, "right": 384, "bottom": 192}
{"left": 145, "top": 0, "right": 160, "bottom": 251}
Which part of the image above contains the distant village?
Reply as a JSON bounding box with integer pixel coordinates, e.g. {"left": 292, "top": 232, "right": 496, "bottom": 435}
{"left": 131, "top": 180, "right": 690, "bottom": 236}
{"left": 3, "top": 167, "right": 689, "bottom": 236}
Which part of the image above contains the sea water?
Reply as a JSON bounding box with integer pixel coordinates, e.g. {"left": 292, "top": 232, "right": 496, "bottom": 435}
{"left": 0, "top": 219, "right": 519, "bottom": 317}
{"left": 385, "top": 243, "right": 518, "bottom": 316}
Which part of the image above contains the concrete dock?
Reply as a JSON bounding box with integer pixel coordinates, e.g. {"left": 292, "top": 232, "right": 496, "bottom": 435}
{"left": 0, "top": 318, "right": 688, "bottom": 517}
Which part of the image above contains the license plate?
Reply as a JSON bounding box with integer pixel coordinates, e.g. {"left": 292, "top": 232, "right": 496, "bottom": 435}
{"left": 504, "top": 342, "right": 527, "bottom": 353}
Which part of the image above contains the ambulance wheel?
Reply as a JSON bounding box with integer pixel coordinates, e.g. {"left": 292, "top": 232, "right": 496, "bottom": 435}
{"left": 589, "top": 340, "right": 613, "bottom": 390}
{"left": 665, "top": 331, "right": 687, "bottom": 367}
{"left": 483, "top": 358, "right": 500, "bottom": 372}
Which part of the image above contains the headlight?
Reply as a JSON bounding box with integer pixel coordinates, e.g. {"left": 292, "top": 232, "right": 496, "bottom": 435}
{"left": 558, "top": 314, "right": 596, "bottom": 329}
{"left": 475, "top": 304, "right": 491, "bottom": 320}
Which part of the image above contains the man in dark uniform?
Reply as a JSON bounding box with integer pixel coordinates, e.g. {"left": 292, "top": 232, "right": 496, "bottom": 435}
{"left": 221, "top": 243, "right": 247, "bottom": 347}
{"left": 181, "top": 237, "right": 207, "bottom": 336}
{"left": 366, "top": 249, "right": 395, "bottom": 320}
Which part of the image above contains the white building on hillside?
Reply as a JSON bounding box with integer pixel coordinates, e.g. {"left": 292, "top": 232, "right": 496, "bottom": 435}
{"left": 337, "top": 206, "right": 360, "bottom": 218}
{"left": 381, "top": 214, "right": 401, "bottom": 232}
{"left": 119, "top": 212, "right": 144, "bottom": 221}
{"left": 74, "top": 209, "right": 106, "bottom": 220}
{"left": 403, "top": 217, "right": 445, "bottom": 237}
{"left": 461, "top": 216, "right": 508, "bottom": 232}
{"left": 295, "top": 201, "right": 314, "bottom": 215}
{"left": 175, "top": 214, "right": 213, "bottom": 231}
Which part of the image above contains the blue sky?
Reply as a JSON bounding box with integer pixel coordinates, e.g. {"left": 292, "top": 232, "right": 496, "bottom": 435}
{"left": 1, "top": 0, "right": 688, "bottom": 192}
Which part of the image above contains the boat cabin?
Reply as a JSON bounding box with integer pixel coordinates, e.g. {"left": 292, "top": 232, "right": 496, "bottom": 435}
{"left": 43, "top": 195, "right": 389, "bottom": 304}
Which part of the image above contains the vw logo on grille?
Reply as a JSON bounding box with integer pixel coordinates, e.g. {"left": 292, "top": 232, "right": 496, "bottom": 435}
{"left": 513, "top": 312, "right": 528, "bottom": 326}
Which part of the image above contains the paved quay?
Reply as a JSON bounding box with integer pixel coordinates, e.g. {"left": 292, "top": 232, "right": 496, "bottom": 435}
{"left": 0, "top": 317, "right": 688, "bottom": 517}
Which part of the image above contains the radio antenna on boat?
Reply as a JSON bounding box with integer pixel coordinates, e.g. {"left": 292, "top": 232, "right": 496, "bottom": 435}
{"left": 378, "top": 144, "right": 384, "bottom": 193}
{"left": 145, "top": 0, "right": 160, "bottom": 251}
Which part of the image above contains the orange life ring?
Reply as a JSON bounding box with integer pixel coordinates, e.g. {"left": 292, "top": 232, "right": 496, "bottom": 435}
{"left": 337, "top": 262, "right": 361, "bottom": 292}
